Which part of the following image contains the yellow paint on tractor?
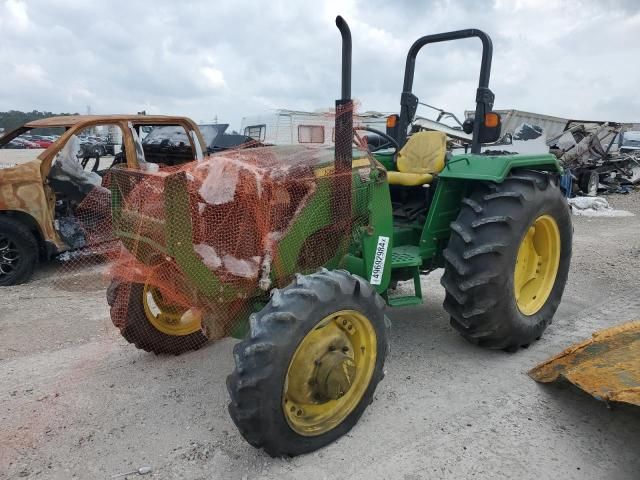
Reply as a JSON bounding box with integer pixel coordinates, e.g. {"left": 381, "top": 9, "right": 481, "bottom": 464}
{"left": 514, "top": 214, "right": 561, "bottom": 315}
{"left": 142, "top": 284, "right": 202, "bottom": 336}
{"left": 387, "top": 130, "right": 446, "bottom": 186}
{"left": 283, "top": 310, "right": 377, "bottom": 436}
{"left": 529, "top": 320, "right": 640, "bottom": 406}
{"left": 314, "top": 157, "right": 371, "bottom": 177}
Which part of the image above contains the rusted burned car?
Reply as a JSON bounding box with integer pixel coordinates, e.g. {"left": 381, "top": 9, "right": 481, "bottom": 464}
{"left": 0, "top": 115, "right": 207, "bottom": 286}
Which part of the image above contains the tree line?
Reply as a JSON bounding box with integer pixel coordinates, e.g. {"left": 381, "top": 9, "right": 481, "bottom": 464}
{"left": 0, "top": 110, "right": 78, "bottom": 135}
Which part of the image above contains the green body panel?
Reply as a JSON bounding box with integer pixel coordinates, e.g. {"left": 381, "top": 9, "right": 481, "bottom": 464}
{"left": 391, "top": 224, "right": 419, "bottom": 249}
{"left": 354, "top": 170, "right": 394, "bottom": 293}
{"left": 117, "top": 212, "right": 168, "bottom": 257}
{"left": 164, "top": 173, "right": 242, "bottom": 301}
{"left": 270, "top": 157, "right": 393, "bottom": 294}
{"left": 373, "top": 152, "right": 395, "bottom": 171}
{"left": 418, "top": 152, "right": 562, "bottom": 265}
{"left": 439, "top": 153, "right": 561, "bottom": 182}
{"left": 418, "top": 179, "right": 467, "bottom": 263}
{"left": 110, "top": 170, "right": 169, "bottom": 261}
{"left": 269, "top": 179, "right": 334, "bottom": 279}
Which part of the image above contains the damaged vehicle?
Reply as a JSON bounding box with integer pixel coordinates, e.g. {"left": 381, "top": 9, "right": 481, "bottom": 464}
{"left": 139, "top": 123, "right": 258, "bottom": 156}
{"left": 0, "top": 115, "right": 207, "bottom": 286}
{"left": 548, "top": 122, "right": 640, "bottom": 195}
{"left": 620, "top": 130, "right": 640, "bottom": 154}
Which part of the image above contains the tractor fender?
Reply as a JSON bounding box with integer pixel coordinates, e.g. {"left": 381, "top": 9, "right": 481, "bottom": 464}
{"left": 438, "top": 153, "right": 562, "bottom": 183}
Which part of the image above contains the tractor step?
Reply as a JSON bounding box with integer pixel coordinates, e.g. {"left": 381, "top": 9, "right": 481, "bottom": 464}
{"left": 391, "top": 245, "right": 422, "bottom": 268}
{"left": 388, "top": 295, "right": 423, "bottom": 307}
{"left": 388, "top": 245, "right": 423, "bottom": 307}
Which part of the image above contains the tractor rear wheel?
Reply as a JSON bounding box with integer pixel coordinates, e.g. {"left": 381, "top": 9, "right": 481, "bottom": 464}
{"left": 107, "top": 280, "right": 208, "bottom": 355}
{"left": 441, "top": 170, "right": 572, "bottom": 351}
{"left": 227, "top": 269, "right": 389, "bottom": 457}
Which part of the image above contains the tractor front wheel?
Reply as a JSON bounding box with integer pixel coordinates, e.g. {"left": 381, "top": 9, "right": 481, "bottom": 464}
{"left": 441, "top": 170, "right": 572, "bottom": 351}
{"left": 227, "top": 269, "right": 389, "bottom": 457}
{"left": 107, "top": 280, "right": 208, "bottom": 355}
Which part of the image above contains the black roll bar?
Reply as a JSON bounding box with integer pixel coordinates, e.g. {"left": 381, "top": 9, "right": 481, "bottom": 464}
{"left": 398, "top": 29, "right": 494, "bottom": 154}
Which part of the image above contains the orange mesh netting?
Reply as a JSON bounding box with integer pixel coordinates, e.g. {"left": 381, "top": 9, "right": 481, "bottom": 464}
{"left": 55, "top": 107, "right": 376, "bottom": 350}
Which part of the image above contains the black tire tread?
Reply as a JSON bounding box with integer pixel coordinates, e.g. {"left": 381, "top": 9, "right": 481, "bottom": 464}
{"left": 0, "top": 216, "right": 38, "bottom": 286}
{"left": 227, "top": 268, "right": 389, "bottom": 457}
{"left": 441, "top": 170, "right": 572, "bottom": 351}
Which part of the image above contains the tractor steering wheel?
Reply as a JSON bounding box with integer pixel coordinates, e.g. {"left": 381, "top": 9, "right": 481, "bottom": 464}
{"left": 354, "top": 126, "right": 399, "bottom": 155}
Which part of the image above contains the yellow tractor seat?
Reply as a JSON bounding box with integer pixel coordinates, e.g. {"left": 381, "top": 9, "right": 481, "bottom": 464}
{"left": 386, "top": 171, "right": 434, "bottom": 186}
{"left": 387, "top": 131, "right": 447, "bottom": 186}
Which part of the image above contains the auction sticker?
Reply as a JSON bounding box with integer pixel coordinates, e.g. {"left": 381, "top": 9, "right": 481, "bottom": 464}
{"left": 370, "top": 236, "right": 389, "bottom": 285}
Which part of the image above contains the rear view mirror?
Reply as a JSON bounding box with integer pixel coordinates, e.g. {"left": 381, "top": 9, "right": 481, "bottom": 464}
{"left": 462, "top": 118, "right": 474, "bottom": 135}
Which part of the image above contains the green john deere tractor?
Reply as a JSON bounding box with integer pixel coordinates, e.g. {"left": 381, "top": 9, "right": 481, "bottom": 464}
{"left": 107, "top": 17, "right": 571, "bottom": 456}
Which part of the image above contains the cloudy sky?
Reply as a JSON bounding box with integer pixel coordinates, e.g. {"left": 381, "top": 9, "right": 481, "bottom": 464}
{"left": 1, "top": 0, "right": 638, "bottom": 129}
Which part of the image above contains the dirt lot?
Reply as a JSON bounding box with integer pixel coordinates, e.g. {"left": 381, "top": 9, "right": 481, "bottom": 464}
{"left": 1, "top": 192, "right": 639, "bottom": 480}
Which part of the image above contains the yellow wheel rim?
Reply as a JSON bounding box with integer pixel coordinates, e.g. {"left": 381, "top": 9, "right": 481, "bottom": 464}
{"left": 142, "top": 284, "right": 202, "bottom": 336}
{"left": 283, "top": 310, "right": 377, "bottom": 437}
{"left": 514, "top": 215, "right": 561, "bottom": 315}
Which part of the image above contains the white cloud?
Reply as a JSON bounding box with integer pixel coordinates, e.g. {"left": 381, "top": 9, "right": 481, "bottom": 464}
{"left": 200, "top": 67, "right": 226, "bottom": 90}
{"left": 0, "top": 0, "right": 638, "bottom": 127}
{"left": 3, "top": 0, "right": 29, "bottom": 31}
{"left": 66, "top": 85, "right": 94, "bottom": 104}
{"left": 13, "top": 63, "right": 48, "bottom": 85}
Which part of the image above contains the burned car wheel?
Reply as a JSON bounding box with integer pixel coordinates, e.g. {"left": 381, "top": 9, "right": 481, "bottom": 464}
{"left": 0, "top": 217, "right": 38, "bottom": 286}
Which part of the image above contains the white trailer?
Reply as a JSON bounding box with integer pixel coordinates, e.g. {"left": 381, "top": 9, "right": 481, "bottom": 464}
{"left": 464, "top": 109, "right": 569, "bottom": 144}
{"left": 240, "top": 109, "right": 389, "bottom": 146}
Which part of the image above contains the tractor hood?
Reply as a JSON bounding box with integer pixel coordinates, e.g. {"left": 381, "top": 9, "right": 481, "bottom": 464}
{"left": 107, "top": 142, "right": 376, "bottom": 338}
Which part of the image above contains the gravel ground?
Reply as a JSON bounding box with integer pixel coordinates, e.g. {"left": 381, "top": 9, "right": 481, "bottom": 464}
{"left": 0, "top": 149, "right": 45, "bottom": 165}
{"left": 1, "top": 191, "right": 639, "bottom": 480}
{"left": 0, "top": 148, "right": 114, "bottom": 170}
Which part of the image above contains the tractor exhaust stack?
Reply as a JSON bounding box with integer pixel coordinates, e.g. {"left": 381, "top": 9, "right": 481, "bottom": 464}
{"left": 334, "top": 15, "right": 353, "bottom": 173}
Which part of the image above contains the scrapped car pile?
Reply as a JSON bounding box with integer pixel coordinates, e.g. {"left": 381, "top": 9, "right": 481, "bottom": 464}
{"left": 548, "top": 122, "right": 640, "bottom": 196}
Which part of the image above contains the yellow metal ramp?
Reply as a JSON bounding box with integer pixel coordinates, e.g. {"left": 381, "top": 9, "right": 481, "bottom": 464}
{"left": 529, "top": 321, "right": 640, "bottom": 407}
